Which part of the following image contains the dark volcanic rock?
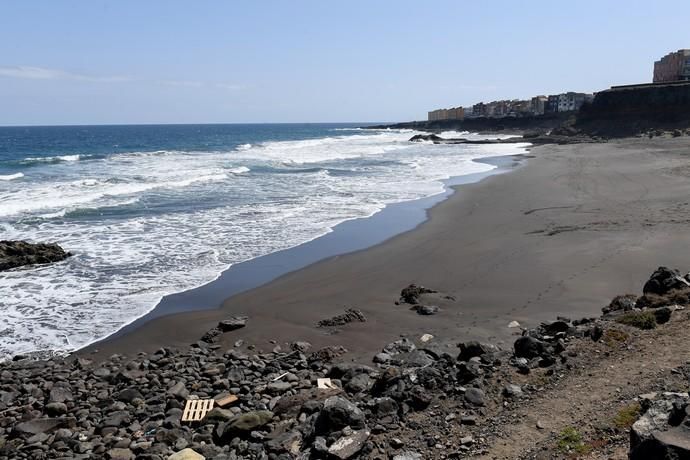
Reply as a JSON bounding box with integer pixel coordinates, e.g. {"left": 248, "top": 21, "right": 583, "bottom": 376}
{"left": 318, "top": 308, "right": 367, "bottom": 327}
{"left": 221, "top": 410, "right": 273, "bottom": 438}
{"left": 643, "top": 266, "right": 690, "bottom": 295}
{"left": 0, "top": 240, "right": 72, "bottom": 271}
{"left": 328, "top": 428, "right": 370, "bottom": 459}
{"left": 514, "top": 336, "right": 548, "bottom": 359}
{"left": 14, "top": 417, "right": 77, "bottom": 436}
{"left": 653, "top": 306, "right": 673, "bottom": 324}
{"left": 383, "top": 338, "right": 416, "bottom": 355}
{"left": 540, "top": 320, "right": 570, "bottom": 335}
{"left": 630, "top": 394, "right": 690, "bottom": 460}
{"left": 464, "top": 388, "right": 486, "bottom": 407}
{"left": 274, "top": 388, "right": 341, "bottom": 416}
{"left": 630, "top": 426, "right": 690, "bottom": 459}
{"left": 316, "top": 396, "right": 366, "bottom": 432}
{"left": 200, "top": 327, "right": 222, "bottom": 343}
{"left": 458, "top": 341, "right": 499, "bottom": 361}
{"left": 399, "top": 284, "right": 437, "bottom": 304}
{"left": 409, "top": 134, "right": 444, "bottom": 142}
{"left": 604, "top": 294, "right": 638, "bottom": 314}
{"left": 265, "top": 430, "right": 303, "bottom": 455}
{"left": 412, "top": 304, "right": 440, "bottom": 315}
{"left": 217, "top": 316, "right": 248, "bottom": 332}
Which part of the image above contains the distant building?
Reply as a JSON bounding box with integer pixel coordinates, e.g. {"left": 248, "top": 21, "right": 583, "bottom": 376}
{"left": 550, "top": 92, "right": 591, "bottom": 113}
{"left": 472, "top": 102, "right": 487, "bottom": 117}
{"left": 509, "top": 99, "right": 532, "bottom": 116}
{"left": 427, "top": 106, "right": 464, "bottom": 121}
{"left": 463, "top": 106, "right": 478, "bottom": 118}
{"left": 530, "top": 96, "right": 548, "bottom": 115}
{"left": 484, "top": 100, "right": 509, "bottom": 118}
{"left": 653, "top": 49, "right": 690, "bottom": 83}
{"left": 545, "top": 95, "right": 560, "bottom": 113}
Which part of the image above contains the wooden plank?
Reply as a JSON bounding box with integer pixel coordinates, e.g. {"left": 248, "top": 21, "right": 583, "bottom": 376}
{"left": 181, "top": 399, "right": 215, "bottom": 422}
{"left": 215, "top": 394, "right": 238, "bottom": 407}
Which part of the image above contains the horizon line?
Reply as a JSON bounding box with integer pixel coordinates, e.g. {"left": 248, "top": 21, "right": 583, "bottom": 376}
{"left": 0, "top": 121, "right": 404, "bottom": 129}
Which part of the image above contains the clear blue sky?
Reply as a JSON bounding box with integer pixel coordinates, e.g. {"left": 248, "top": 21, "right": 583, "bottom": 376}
{"left": 1, "top": 0, "right": 689, "bottom": 125}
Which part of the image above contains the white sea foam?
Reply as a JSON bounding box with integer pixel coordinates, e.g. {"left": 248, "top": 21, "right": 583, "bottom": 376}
{"left": 0, "top": 171, "right": 228, "bottom": 217}
{"left": 0, "top": 172, "right": 23, "bottom": 181}
{"left": 22, "top": 154, "right": 82, "bottom": 163}
{"left": 234, "top": 131, "right": 411, "bottom": 164}
{"left": 0, "top": 130, "right": 530, "bottom": 359}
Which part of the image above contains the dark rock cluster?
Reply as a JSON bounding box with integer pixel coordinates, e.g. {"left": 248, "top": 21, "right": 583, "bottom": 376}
{"left": 0, "top": 240, "right": 72, "bottom": 271}
{"left": 317, "top": 309, "right": 367, "bottom": 328}
{"left": 2, "top": 266, "right": 689, "bottom": 459}
{"left": 0, "top": 319, "right": 519, "bottom": 459}
{"left": 398, "top": 285, "right": 442, "bottom": 316}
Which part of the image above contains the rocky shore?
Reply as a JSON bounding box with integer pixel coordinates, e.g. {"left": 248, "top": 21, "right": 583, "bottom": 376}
{"left": 407, "top": 133, "right": 597, "bottom": 146}
{"left": 2, "top": 266, "right": 690, "bottom": 459}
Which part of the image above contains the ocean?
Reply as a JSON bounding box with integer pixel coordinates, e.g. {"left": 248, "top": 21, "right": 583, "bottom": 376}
{"left": 0, "top": 123, "right": 529, "bottom": 359}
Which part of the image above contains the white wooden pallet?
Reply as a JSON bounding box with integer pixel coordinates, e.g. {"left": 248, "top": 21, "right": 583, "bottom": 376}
{"left": 181, "top": 399, "right": 215, "bottom": 422}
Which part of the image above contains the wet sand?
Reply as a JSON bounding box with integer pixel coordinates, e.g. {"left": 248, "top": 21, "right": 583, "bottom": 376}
{"left": 82, "top": 137, "right": 690, "bottom": 361}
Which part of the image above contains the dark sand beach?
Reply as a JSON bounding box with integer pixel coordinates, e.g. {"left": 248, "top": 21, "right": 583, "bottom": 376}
{"left": 83, "top": 136, "right": 690, "bottom": 361}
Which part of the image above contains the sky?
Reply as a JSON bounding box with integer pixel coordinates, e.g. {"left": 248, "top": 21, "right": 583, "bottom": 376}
{"left": 1, "top": 0, "right": 689, "bottom": 125}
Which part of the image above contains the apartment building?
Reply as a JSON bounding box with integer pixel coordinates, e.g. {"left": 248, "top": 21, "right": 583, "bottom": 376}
{"left": 428, "top": 107, "right": 464, "bottom": 121}
{"left": 653, "top": 49, "right": 690, "bottom": 83}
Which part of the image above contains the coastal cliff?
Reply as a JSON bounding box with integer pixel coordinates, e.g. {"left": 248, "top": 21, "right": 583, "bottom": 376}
{"left": 370, "top": 82, "right": 690, "bottom": 139}
{"left": 575, "top": 82, "right": 690, "bottom": 137}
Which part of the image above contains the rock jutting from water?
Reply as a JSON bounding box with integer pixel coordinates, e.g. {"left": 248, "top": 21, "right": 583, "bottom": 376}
{"left": 0, "top": 240, "right": 72, "bottom": 271}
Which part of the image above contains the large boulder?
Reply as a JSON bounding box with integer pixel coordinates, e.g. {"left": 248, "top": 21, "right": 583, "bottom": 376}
{"left": 399, "top": 284, "right": 436, "bottom": 304}
{"left": 217, "top": 316, "right": 247, "bottom": 332}
{"left": 630, "top": 427, "right": 690, "bottom": 460}
{"left": 643, "top": 267, "right": 690, "bottom": 295}
{"left": 393, "top": 350, "right": 435, "bottom": 368}
{"left": 630, "top": 394, "right": 690, "bottom": 460}
{"left": 273, "top": 388, "right": 341, "bottom": 417}
{"left": 409, "top": 134, "right": 444, "bottom": 143}
{"left": 265, "top": 430, "right": 303, "bottom": 455}
{"left": 327, "top": 429, "right": 370, "bottom": 459}
{"left": 220, "top": 410, "right": 273, "bottom": 439}
{"left": 464, "top": 388, "right": 486, "bottom": 407}
{"left": 106, "top": 449, "right": 135, "bottom": 460}
{"left": 513, "top": 336, "right": 548, "bottom": 359}
{"left": 316, "top": 396, "right": 366, "bottom": 433}
{"left": 457, "top": 341, "right": 499, "bottom": 361}
{"left": 603, "top": 294, "right": 638, "bottom": 314}
{"left": 383, "top": 338, "right": 416, "bottom": 355}
{"left": 0, "top": 240, "right": 72, "bottom": 271}
{"left": 14, "top": 417, "right": 76, "bottom": 437}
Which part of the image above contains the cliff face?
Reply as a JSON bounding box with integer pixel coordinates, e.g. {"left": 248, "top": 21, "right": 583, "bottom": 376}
{"left": 369, "top": 83, "right": 690, "bottom": 139}
{"left": 576, "top": 82, "right": 690, "bottom": 136}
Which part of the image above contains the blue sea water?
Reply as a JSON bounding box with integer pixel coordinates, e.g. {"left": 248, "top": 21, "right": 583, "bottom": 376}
{"left": 0, "top": 123, "right": 529, "bottom": 358}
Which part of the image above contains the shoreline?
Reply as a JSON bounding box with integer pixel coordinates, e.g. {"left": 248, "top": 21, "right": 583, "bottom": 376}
{"left": 82, "top": 152, "right": 528, "bottom": 353}
{"left": 81, "top": 136, "right": 690, "bottom": 366}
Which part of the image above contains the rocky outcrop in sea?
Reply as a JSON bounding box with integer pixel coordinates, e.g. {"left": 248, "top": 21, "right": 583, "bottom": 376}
{"left": 0, "top": 240, "right": 71, "bottom": 271}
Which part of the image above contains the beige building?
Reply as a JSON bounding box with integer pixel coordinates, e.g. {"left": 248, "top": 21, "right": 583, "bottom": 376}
{"left": 428, "top": 107, "right": 464, "bottom": 121}
{"left": 653, "top": 49, "right": 690, "bottom": 83}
